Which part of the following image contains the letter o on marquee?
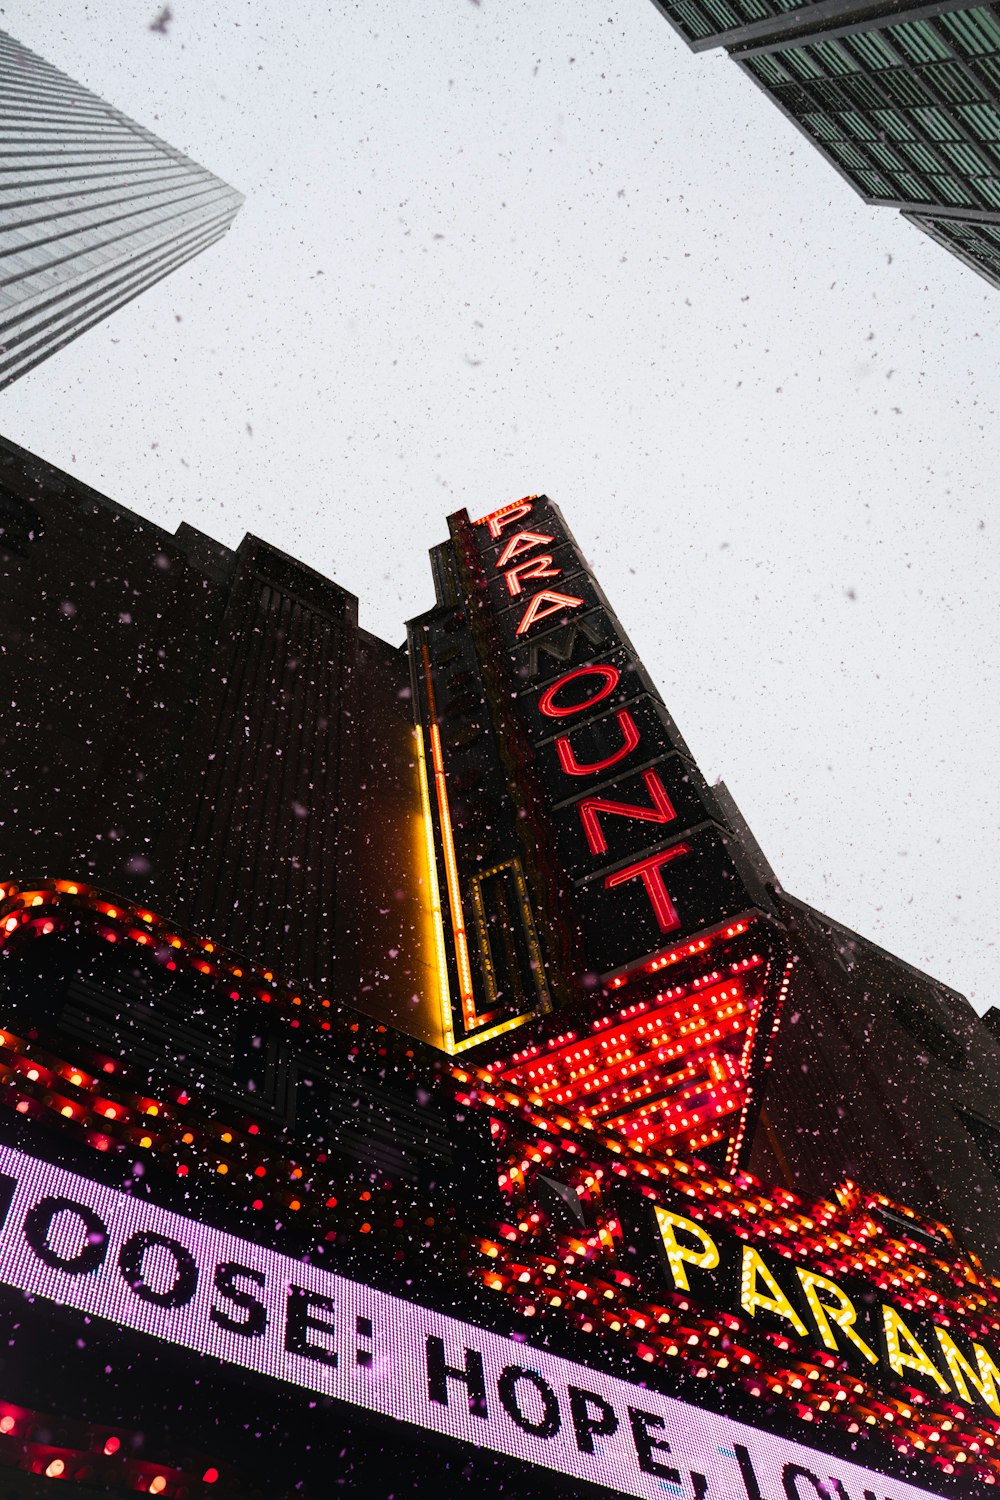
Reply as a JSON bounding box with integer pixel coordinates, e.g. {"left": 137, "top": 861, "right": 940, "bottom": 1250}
{"left": 118, "top": 1230, "right": 199, "bottom": 1309}
{"left": 497, "top": 1365, "right": 561, "bottom": 1439}
{"left": 23, "top": 1195, "right": 108, "bottom": 1274}
{"left": 538, "top": 665, "right": 619, "bottom": 719}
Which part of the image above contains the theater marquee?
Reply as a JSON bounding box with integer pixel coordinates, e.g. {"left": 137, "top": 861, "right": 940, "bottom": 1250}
{"left": 0, "top": 1143, "right": 951, "bottom": 1500}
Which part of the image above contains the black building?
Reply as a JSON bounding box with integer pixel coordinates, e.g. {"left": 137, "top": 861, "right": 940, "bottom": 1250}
{"left": 1, "top": 441, "right": 999, "bottom": 1498}
{"left": 647, "top": 0, "right": 1000, "bottom": 289}
{"left": 0, "top": 434, "right": 431, "bottom": 1036}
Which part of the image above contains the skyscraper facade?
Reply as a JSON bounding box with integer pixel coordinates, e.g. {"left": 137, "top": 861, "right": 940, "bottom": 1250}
{"left": 1, "top": 439, "right": 999, "bottom": 1498}
{"left": 0, "top": 30, "right": 242, "bottom": 389}
{"left": 648, "top": 0, "right": 1000, "bottom": 289}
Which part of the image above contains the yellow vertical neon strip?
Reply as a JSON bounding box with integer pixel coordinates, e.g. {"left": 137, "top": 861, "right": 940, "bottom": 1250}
{"left": 428, "top": 722, "right": 476, "bottom": 1027}
{"left": 420, "top": 641, "right": 477, "bottom": 1032}
{"left": 414, "top": 725, "right": 454, "bottom": 1053}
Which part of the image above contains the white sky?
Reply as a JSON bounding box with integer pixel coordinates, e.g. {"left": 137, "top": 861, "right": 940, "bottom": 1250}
{"left": 4, "top": 1, "right": 999, "bottom": 1013}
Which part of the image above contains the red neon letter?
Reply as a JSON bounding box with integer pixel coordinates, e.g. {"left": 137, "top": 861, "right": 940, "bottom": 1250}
{"left": 576, "top": 770, "right": 679, "bottom": 856}
{"left": 538, "top": 664, "right": 619, "bottom": 718}
{"left": 516, "top": 590, "right": 584, "bottom": 637}
{"left": 556, "top": 709, "right": 640, "bottom": 776}
{"left": 479, "top": 500, "right": 534, "bottom": 539}
{"left": 496, "top": 530, "right": 554, "bottom": 568}
{"left": 505, "top": 555, "right": 561, "bottom": 597}
{"left": 603, "top": 845, "right": 690, "bottom": 932}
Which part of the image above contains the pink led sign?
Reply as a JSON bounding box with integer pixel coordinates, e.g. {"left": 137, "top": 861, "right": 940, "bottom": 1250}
{"left": 0, "top": 1142, "right": 953, "bottom": 1500}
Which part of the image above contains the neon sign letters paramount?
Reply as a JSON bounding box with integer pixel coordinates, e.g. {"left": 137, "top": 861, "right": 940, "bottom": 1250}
{"left": 469, "top": 495, "right": 768, "bottom": 979}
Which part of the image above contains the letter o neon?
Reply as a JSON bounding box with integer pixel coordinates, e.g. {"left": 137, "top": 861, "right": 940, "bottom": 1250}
{"left": 538, "top": 665, "right": 619, "bottom": 719}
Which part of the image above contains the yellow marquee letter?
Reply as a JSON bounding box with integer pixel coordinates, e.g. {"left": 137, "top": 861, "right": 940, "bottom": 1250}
{"left": 882, "top": 1306, "right": 949, "bottom": 1392}
{"left": 653, "top": 1207, "right": 719, "bottom": 1292}
{"left": 935, "top": 1327, "right": 1000, "bottom": 1416}
{"left": 741, "top": 1247, "right": 808, "bottom": 1337}
{"left": 796, "top": 1267, "right": 878, "bottom": 1365}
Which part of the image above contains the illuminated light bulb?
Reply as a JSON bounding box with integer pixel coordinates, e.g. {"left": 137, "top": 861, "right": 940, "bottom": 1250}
{"left": 139, "top": 1136, "right": 152, "bottom": 1148}
{"left": 149, "top": 1477, "right": 167, "bottom": 1494}
{"left": 26, "top": 1069, "right": 39, "bottom": 1082}
{"left": 60, "top": 1106, "right": 73, "bottom": 1119}
{"left": 217, "top": 1163, "right": 228, "bottom": 1175}
{"left": 45, "top": 1459, "right": 65, "bottom": 1478}
{"left": 0, "top": 1415, "right": 14, "bottom": 1434}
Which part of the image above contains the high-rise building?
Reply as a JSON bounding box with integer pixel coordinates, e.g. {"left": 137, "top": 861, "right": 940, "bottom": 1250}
{"left": 648, "top": 0, "right": 1000, "bottom": 289}
{"left": 1, "top": 437, "right": 999, "bottom": 1498}
{"left": 0, "top": 30, "right": 242, "bottom": 389}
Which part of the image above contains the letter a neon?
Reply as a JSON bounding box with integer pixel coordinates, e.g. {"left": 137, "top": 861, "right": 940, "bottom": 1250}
{"left": 516, "top": 589, "right": 585, "bottom": 636}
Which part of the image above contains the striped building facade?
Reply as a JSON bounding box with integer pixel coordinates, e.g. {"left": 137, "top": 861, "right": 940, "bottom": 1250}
{"left": 0, "top": 30, "right": 242, "bottom": 389}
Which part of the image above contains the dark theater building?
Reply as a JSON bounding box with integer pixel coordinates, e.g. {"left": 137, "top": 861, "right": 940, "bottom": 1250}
{"left": 0, "top": 433, "right": 999, "bottom": 1498}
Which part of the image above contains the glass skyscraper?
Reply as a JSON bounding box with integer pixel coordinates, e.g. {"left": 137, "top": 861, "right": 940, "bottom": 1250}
{"left": 0, "top": 29, "right": 242, "bottom": 390}
{"left": 649, "top": 0, "right": 1000, "bottom": 289}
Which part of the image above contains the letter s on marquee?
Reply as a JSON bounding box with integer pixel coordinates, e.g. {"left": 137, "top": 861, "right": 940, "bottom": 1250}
{"left": 211, "top": 1261, "right": 268, "bottom": 1337}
